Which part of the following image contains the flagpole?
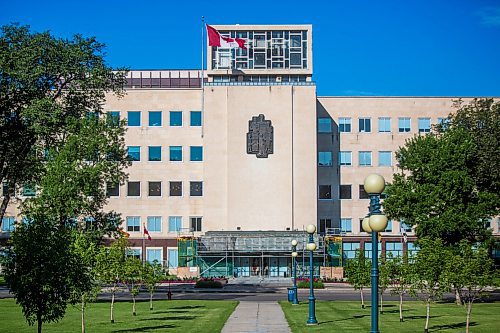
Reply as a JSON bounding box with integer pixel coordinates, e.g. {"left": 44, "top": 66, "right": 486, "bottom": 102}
{"left": 201, "top": 16, "right": 205, "bottom": 138}
{"left": 142, "top": 224, "right": 146, "bottom": 266}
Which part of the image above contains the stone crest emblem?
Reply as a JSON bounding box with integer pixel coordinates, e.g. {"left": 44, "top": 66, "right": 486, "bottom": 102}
{"left": 247, "top": 114, "right": 273, "bottom": 158}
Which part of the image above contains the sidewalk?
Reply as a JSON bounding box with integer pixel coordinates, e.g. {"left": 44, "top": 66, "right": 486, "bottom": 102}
{"left": 221, "top": 301, "right": 291, "bottom": 333}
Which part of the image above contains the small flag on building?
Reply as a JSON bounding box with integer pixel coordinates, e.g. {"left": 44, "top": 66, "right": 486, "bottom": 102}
{"left": 207, "top": 24, "right": 247, "bottom": 49}
{"left": 144, "top": 224, "right": 152, "bottom": 241}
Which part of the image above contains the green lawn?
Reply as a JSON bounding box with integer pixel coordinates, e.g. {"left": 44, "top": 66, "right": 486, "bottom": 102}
{"left": 280, "top": 301, "right": 500, "bottom": 332}
{"left": 0, "top": 299, "right": 238, "bottom": 333}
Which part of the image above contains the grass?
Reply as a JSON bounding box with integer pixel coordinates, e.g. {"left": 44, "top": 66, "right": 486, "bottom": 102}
{"left": 280, "top": 300, "right": 500, "bottom": 332}
{"left": 0, "top": 299, "right": 238, "bottom": 333}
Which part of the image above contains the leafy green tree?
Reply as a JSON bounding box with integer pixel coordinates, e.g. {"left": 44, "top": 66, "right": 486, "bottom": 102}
{"left": 0, "top": 23, "right": 127, "bottom": 226}
{"left": 4, "top": 220, "right": 86, "bottom": 333}
{"left": 144, "top": 261, "right": 166, "bottom": 310}
{"left": 389, "top": 253, "right": 414, "bottom": 322}
{"left": 123, "top": 256, "right": 144, "bottom": 316}
{"left": 344, "top": 249, "right": 370, "bottom": 309}
{"left": 445, "top": 241, "right": 497, "bottom": 333}
{"left": 96, "top": 237, "right": 127, "bottom": 323}
{"left": 410, "top": 238, "right": 451, "bottom": 333}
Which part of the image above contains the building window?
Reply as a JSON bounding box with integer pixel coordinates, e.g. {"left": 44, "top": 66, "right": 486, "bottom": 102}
{"left": 148, "top": 146, "right": 162, "bottom": 161}
{"left": 190, "top": 111, "right": 202, "bottom": 126}
{"left": 106, "top": 183, "right": 119, "bottom": 197}
{"left": 170, "top": 111, "right": 182, "bottom": 126}
{"left": 359, "top": 151, "right": 372, "bottom": 166}
{"left": 358, "top": 118, "right": 371, "bottom": 133}
{"left": 168, "top": 216, "right": 182, "bottom": 232}
{"left": 398, "top": 117, "right": 411, "bottom": 132}
{"left": 343, "top": 242, "right": 360, "bottom": 260}
{"left": 359, "top": 185, "right": 369, "bottom": 199}
{"left": 189, "top": 181, "right": 203, "bottom": 196}
{"left": 339, "top": 117, "right": 351, "bottom": 133}
{"left": 148, "top": 182, "right": 162, "bottom": 197}
{"left": 438, "top": 117, "right": 449, "bottom": 130}
{"left": 147, "top": 216, "right": 162, "bottom": 232}
{"left": 378, "top": 151, "right": 392, "bottom": 166}
{"left": 407, "top": 242, "right": 419, "bottom": 258}
{"left": 22, "top": 184, "right": 36, "bottom": 197}
{"left": 149, "top": 111, "right": 162, "bottom": 126}
{"left": 190, "top": 217, "right": 202, "bottom": 232}
{"left": 127, "top": 111, "right": 141, "bottom": 126}
{"left": 341, "top": 218, "right": 352, "bottom": 233}
{"left": 385, "top": 220, "right": 393, "bottom": 232}
{"left": 339, "top": 185, "right": 352, "bottom": 199}
{"left": 126, "top": 216, "right": 140, "bottom": 232}
{"left": 127, "top": 248, "right": 142, "bottom": 259}
{"left": 168, "top": 248, "right": 179, "bottom": 268}
{"left": 127, "top": 146, "right": 141, "bottom": 161}
{"left": 319, "top": 218, "right": 332, "bottom": 234}
{"left": 169, "top": 146, "right": 182, "bottom": 161}
{"left": 2, "top": 217, "right": 15, "bottom": 232}
{"left": 418, "top": 118, "right": 431, "bottom": 133}
{"left": 318, "top": 118, "right": 332, "bottom": 133}
{"left": 107, "top": 111, "right": 120, "bottom": 126}
{"left": 2, "top": 181, "right": 10, "bottom": 197}
{"left": 400, "top": 221, "right": 412, "bottom": 233}
{"left": 147, "top": 249, "right": 162, "bottom": 265}
{"left": 364, "top": 242, "right": 382, "bottom": 259}
{"left": 319, "top": 185, "right": 332, "bottom": 200}
{"left": 127, "top": 181, "right": 140, "bottom": 197}
{"left": 386, "top": 242, "right": 403, "bottom": 258}
{"left": 378, "top": 117, "right": 391, "bottom": 133}
{"left": 318, "top": 151, "right": 333, "bottom": 166}
{"left": 339, "top": 151, "right": 352, "bottom": 166}
{"left": 169, "top": 181, "right": 182, "bottom": 196}
{"left": 190, "top": 146, "right": 203, "bottom": 161}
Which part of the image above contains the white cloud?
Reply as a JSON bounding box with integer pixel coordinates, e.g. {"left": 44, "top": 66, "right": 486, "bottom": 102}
{"left": 477, "top": 7, "right": 500, "bottom": 27}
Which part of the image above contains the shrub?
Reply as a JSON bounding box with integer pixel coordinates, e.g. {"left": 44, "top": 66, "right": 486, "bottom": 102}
{"left": 297, "top": 279, "right": 325, "bottom": 289}
{"left": 195, "top": 279, "right": 223, "bottom": 288}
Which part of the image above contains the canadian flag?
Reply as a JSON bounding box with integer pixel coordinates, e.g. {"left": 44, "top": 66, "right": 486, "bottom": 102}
{"left": 207, "top": 24, "right": 247, "bottom": 49}
{"left": 144, "top": 224, "right": 152, "bottom": 241}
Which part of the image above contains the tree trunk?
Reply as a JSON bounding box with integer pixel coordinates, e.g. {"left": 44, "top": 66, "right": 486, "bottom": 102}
{"left": 455, "top": 288, "right": 462, "bottom": 306}
{"left": 0, "top": 191, "right": 11, "bottom": 225}
{"left": 81, "top": 296, "right": 86, "bottom": 333}
{"left": 380, "top": 292, "right": 384, "bottom": 314}
{"left": 37, "top": 313, "right": 42, "bottom": 333}
{"left": 360, "top": 287, "right": 365, "bottom": 309}
{"left": 110, "top": 292, "right": 115, "bottom": 323}
{"left": 425, "top": 300, "right": 430, "bottom": 333}
{"left": 466, "top": 300, "right": 472, "bottom": 333}
{"left": 133, "top": 296, "right": 136, "bottom": 316}
{"left": 399, "top": 293, "right": 404, "bottom": 322}
{"left": 150, "top": 292, "right": 153, "bottom": 310}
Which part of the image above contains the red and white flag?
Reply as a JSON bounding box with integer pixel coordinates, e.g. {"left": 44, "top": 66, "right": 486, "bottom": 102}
{"left": 207, "top": 24, "right": 247, "bottom": 49}
{"left": 144, "top": 224, "right": 152, "bottom": 241}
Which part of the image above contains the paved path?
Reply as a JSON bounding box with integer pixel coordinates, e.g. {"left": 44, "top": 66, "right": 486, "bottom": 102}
{"left": 221, "top": 301, "right": 291, "bottom": 333}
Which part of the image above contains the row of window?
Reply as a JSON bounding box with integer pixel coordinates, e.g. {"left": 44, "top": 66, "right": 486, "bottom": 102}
{"left": 109, "top": 111, "right": 202, "bottom": 127}
{"left": 318, "top": 117, "right": 447, "bottom": 134}
{"left": 127, "top": 247, "right": 179, "bottom": 269}
{"left": 343, "top": 241, "right": 419, "bottom": 259}
{"left": 319, "top": 151, "right": 392, "bottom": 167}
{"left": 127, "top": 146, "right": 203, "bottom": 162}
{"left": 318, "top": 217, "right": 412, "bottom": 234}
{"left": 319, "top": 183, "right": 386, "bottom": 200}
{"left": 107, "top": 181, "right": 203, "bottom": 197}
{"left": 126, "top": 216, "right": 202, "bottom": 233}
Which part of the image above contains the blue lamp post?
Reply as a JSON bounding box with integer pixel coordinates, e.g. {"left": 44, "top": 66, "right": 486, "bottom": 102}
{"left": 306, "top": 224, "right": 318, "bottom": 325}
{"left": 291, "top": 239, "right": 299, "bottom": 305}
{"left": 363, "top": 174, "right": 388, "bottom": 333}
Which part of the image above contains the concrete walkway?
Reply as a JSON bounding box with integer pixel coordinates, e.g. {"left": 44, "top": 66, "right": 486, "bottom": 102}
{"left": 221, "top": 301, "right": 292, "bottom": 333}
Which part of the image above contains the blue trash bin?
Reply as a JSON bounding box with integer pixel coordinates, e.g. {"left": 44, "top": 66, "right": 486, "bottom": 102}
{"left": 287, "top": 287, "right": 296, "bottom": 302}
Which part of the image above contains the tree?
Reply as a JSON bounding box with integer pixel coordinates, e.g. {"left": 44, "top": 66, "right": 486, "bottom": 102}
{"left": 378, "top": 254, "right": 392, "bottom": 314}
{"left": 410, "top": 238, "right": 450, "bottom": 333}
{"left": 445, "top": 241, "right": 497, "bottom": 333}
{"left": 96, "top": 237, "right": 127, "bottom": 323}
{"left": 123, "top": 256, "right": 144, "bottom": 316}
{"left": 4, "top": 220, "right": 86, "bottom": 333}
{"left": 344, "top": 249, "right": 371, "bottom": 309}
{"left": 384, "top": 124, "right": 497, "bottom": 246}
{"left": 0, "top": 24, "right": 127, "bottom": 226}
{"left": 389, "top": 253, "right": 414, "bottom": 322}
{"left": 144, "top": 260, "right": 166, "bottom": 311}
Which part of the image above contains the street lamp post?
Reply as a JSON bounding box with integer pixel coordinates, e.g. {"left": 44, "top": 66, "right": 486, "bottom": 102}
{"left": 291, "top": 239, "right": 299, "bottom": 305}
{"left": 306, "top": 224, "right": 318, "bottom": 325}
{"left": 363, "top": 174, "right": 388, "bottom": 333}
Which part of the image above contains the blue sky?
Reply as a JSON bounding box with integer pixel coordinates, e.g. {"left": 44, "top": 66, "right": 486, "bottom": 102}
{"left": 2, "top": 0, "right": 500, "bottom": 96}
